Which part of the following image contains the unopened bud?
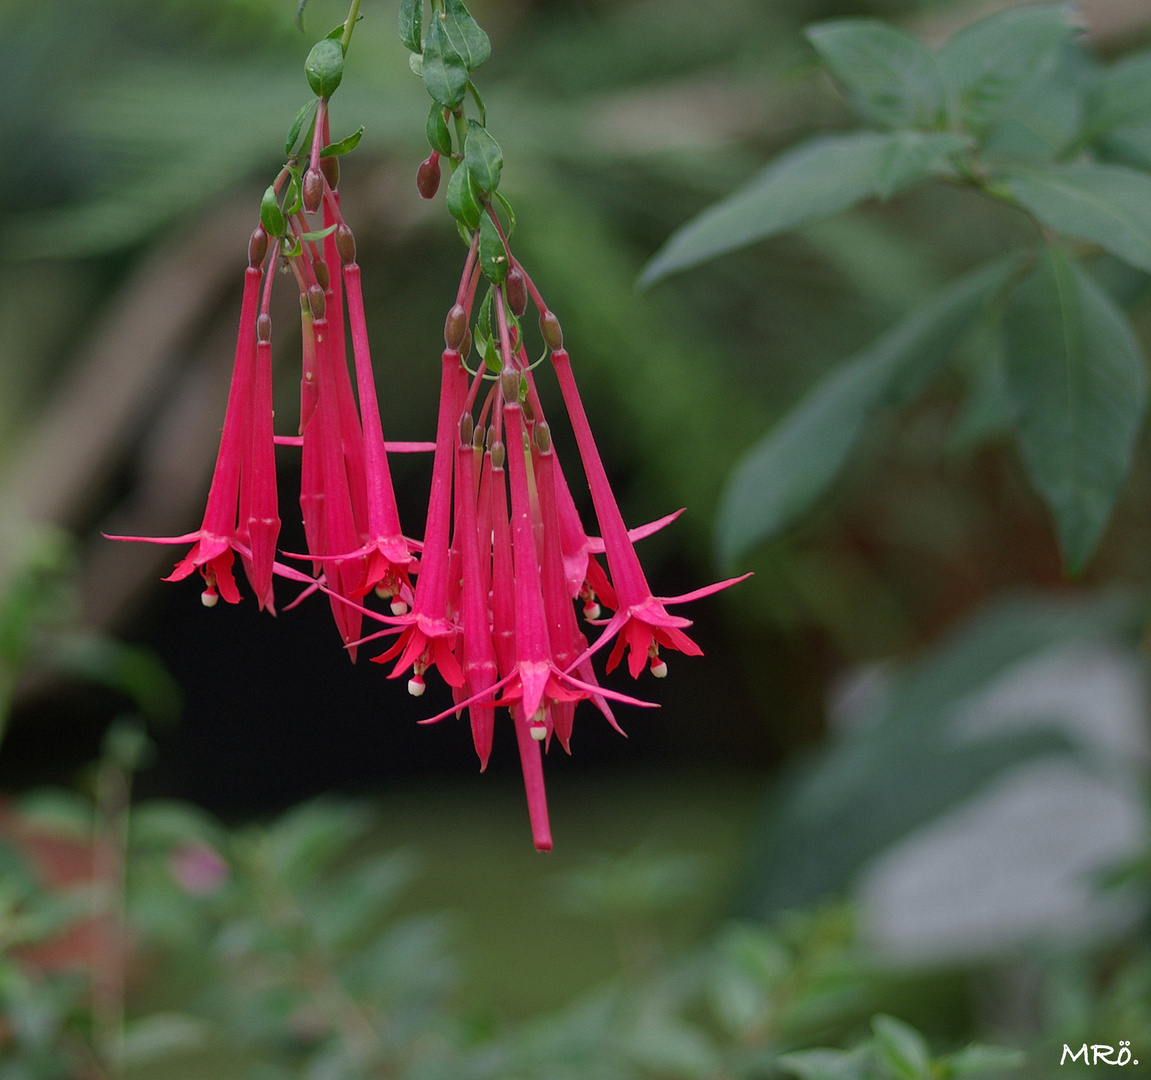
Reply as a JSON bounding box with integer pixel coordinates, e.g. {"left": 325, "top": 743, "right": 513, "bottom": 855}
{"left": 257, "top": 314, "right": 272, "bottom": 343}
{"left": 312, "top": 258, "right": 330, "bottom": 292}
{"left": 534, "top": 421, "right": 551, "bottom": 453}
{"left": 472, "top": 423, "right": 485, "bottom": 451}
{"left": 540, "top": 310, "right": 563, "bottom": 351}
{"left": 416, "top": 153, "right": 441, "bottom": 200}
{"left": 248, "top": 226, "right": 268, "bottom": 268}
{"left": 320, "top": 154, "right": 339, "bottom": 191}
{"left": 308, "top": 284, "right": 326, "bottom": 320}
{"left": 500, "top": 370, "right": 519, "bottom": 405}
{"left": 505, "top": 266, "right": 527, "bottom": 317}
{"left": 336, "top": 223, "right": 356, "bottom": 266}
{"left": 444, "top": 303, "right": 467, "bottom": 350}
{"left": 302, "top": 168, "right": 323, "bottom": 214}
{"left": 490, "top": 439, "right": 505, "bottom": 470}
{"left": 459, "top": 413, "right": 474, "bottom": 447}
{"left": 522, "top": 397, "right": 534, "bottom": 423}
{"left": 460, "top": 328, "right": 472, "bottom": 360}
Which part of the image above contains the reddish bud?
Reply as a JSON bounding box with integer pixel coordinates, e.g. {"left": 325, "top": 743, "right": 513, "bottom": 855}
{"left": 308, "top": 284, "right": 326, "bottom": 320}
{"left": 257, "top": 313, "right": 272, "bottom": 343}
{"left": 500, "top": 370, "right": 519, "bottom": 405}
{"left": 312, "top": 258, "right": 330, "bottom": 292}
{"left": 417, "top": 153, "right": 441, "bottom": 200}
{"left": 320, "top": 155, "right": 339, "bottom": 191}
{"left": 459, "top": 413, "right": 474, "bottom": 447}
{"left": 336, "top": 224, "right": 356, "bottom": 266}
{"left": 472, "top": 423, "right": 485, "bottom": 451}
{"left": 248, "top": 226, "right": 268, "bottom": 268}
{"left": 540, "top": 310, "right": 563, "bottom": 351}
{"left": 490, "top": 439, "right": 505, "bottom": 470}
{"left": 534, "top": 420, "right": 551, "bottom": 452}
{"left": 444, "top": 303, "right": 468, "bottom": 350}
{"left": 302, "top": 168, "right": 323, "bottom": 214}
{"left": 505, "top": 266, "right": 527, "bottom": 317}
{"left": 460, "top": 327, "right": 472, "bottom": 360}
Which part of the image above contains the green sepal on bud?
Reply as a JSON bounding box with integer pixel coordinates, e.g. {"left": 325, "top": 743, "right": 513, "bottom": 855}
{"left": 308, "top": 284, "right": 326, "bottom": 320}
{"left": 336, "top": 223, "right": 356, "bottom": 266}
{"left": 479, "top": 212, "right": 507, "bottom": 284}
{"left": 463, "top": 120, "right": 502, "bottom": 194}
{"left": 445, "top": 164, "right": 481, "bottom": 230}
{"left": 426, "top": 104, "right": 452, "bottom": 156}
{"left": 505, "top": 266, "right": 527, "bottom": 317}
{"left": 305, "top": 38, "right": 344, "bottom": 99}
{"left": 417, "top": 154, "right": 441, "bottom": 199}
{"left": 539, "top": 310, "right": 563, "bottom": 351}
{"left": 249, "top": 226, "right": 268, "bottom": 268}
{"left": 320, "top": 127, "right": 363, "bottom": 158}
{"left": 444, "top": 303, "right": 468, "bottom": 350}
{"left": 302, "top": 167, "right": 323, "bottom": 214}
{"left": 261, "top": 185, "right": 286, "bottom": 238}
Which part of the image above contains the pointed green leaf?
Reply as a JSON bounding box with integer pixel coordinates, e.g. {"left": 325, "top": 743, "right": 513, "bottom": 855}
{"left": 422, "top": 13, "right": 467, "bottom": 108}
{"left": 1005, "top": 162, "right": 1151, "bottom": 273}
{"left": 445, "top": 163, "right": 481, "bottom": 230}
{"left": 426, "top": 103, "right": 452, "bottom": 156}
{"left": 1003, "top": 246, "right": 1146, "bottom": 571}
{"left": 806, "top": 20, "right": 943, "bottom": 130}
{"left": 298, "top": 224, "right": 338, "bottom": 242}
{"left": 304, "top": 38, "right": 344, "bottom": 99}
{"left": 937, "top": 4, "right": 1075, "bottom": 132}
{"left": 639, "top": 131, "right": 967, "bottom": 286}
{"left": 285, "top": 99, "right": 318, "bottom": 158}
{"left": 443, "top": 0, "right": 490, "bottom": 72}
{"left": 479, "top": 212, "right": 507, "bottom": 284}
{"left": 945, "top": 1043, "right": 1027, "bottom": 1077}
{"left": 464, "top": 120, "right": 502, "bottom": 194}
{"left": 1089, "top": 48, "right": 1151, "bottom": 134}
{"left": 320, "top": 126, "right": 363, "bottom": 158}
{"left": 716, "top": 257, "right": 1017, "bottom": 564}
{"left": 260, "top": 184, "right": 286, "bottom": 238}
{"left": 872, "top": 1016, "right": 931, "bottom": 1080}
{"left": 399, "top": 0, "right": 423, "bottom": 53}
{"left": 777, "top": 1046, "right": 873, "bottom": 1080}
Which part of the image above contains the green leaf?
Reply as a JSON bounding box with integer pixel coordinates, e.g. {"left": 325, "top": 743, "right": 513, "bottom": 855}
{"left": 408, "top": 51, "right": 424, "bottom": 77}
{"left": 399, "top": 0, "right": 423, "bottom": 53}
{"left": 426, "top": 103, "right": 452, "bottom": 156}
{"left": 777, "top": 1046, "right": 873, "bottom": 1080}
{"left": 715, "top": 257, "right": 1017, "bottom": 564}
{"left": 304, "top": 38, "right": 343, "bottom": 100}
{"left": 285, "top": 99, "right": 318, "bottom": 158}
{"left": 1002, "top": 245, "right": 1146, "bottom": 571}
{"left": 1089, "top": 48, "right": 1151, "bottom": 135}
{"left": 282, "top": 166, "right": 302, "bottom": 216}
{"left": 464, "top": 120, "right": 502, "bottom": 193}
{"left": 445, "top": 163, "right": 481, "bottom": 230}
{"left": 936, "top": 3, "right": 1075, "bottom": 132}
{"left": 805, "top": 20, "right": 943, "bottom": 130}
{"left": 1005, "top": 162, "right": 1151, "bottom": 273}
{"left": 421, "top": 13, "right": 467, "bottom": 108}
{"left": 872, "top": 1015, "right": 931, "bottom": 1080}
{"left": 442, "top": 0, "right": 490, "bottom": 72}
{"left": 298, "top": 224, "right": 338, "bottom": 242}
{"left": 945, "top": 1043, "right": 1027, "bottom": 1077}
{"left": 479, "top": 211, "right": 507, "bottom": 283}
{"left": 639, "top": 131, "right": 967, "bottom": 286}
{"left": 119, "top": 1014, "right": 211, "bottom": 1066}
{"left": 320, "top": 126, "right": 363, "bottom": 158}
{"left": 260, "top": 184, "right": 285, "bottom": 238}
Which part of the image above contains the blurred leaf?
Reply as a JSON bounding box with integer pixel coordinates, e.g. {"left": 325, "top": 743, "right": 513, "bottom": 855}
{"left": 1002, "top": 245, "right": 1146, "bottom": 571}
{"left": 777, "top": 1045, "right": 873, "bottom": 1080}
{"left": 307, "top": 851, "right": 415, "bottom": 953}
{"left": 119, "top": 1013, "right": 212, "bottom": 1066}
{"left": 627, "top": 1018, "right": 720, "bottom": 1079}
{"left": 715, "top": 256, "right": 1018, "bottom": 565}
{"left": 553, "top": 849, "right": 709, "bottom": 920}
{"left": 1088, "top": 48, "right": 1151, "bottom": 135}
{"left": 1006, "top": 163, "right": 1151, "bottom": 273}
{"left": 948, "top": 338, "right": 1016, "bottom": 452}
{"left": 945, "top": 1043, "right": 1027, "bottom": 1076}
{"left": 639, "top": 131, "right": 968, "bottom": 286}
{"left": 130, "top": 799, "right": 226, "bottom": 850}
{"left": 260, "top": 798, "right": 371, "bottom": 886}
{"left": 741, "top": 593, "right": 1133, "bottom": 916}
{"left": 936, "top": 4, "right": 1075, "bottom": 133}
{"left": 872, "top": 1014, "right": 930, "bottom": 1080}
{"left": 805, "top": 20, "right": 943, "bottom": 130}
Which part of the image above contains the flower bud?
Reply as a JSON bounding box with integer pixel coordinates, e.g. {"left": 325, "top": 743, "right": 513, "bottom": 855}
{"left": 521, "top": 397, "right": 534, "bottom": 423}
{"left": 320, "top": 154, "right": 339, "bottom": 191}
{"left": 472, "top": 423, "right": 485, "bottom": 451}
{"left": 248, "top": 226, "right": 268, "bottom": 268}
{"left": 312, "top": 258, "right": 330, "bottom": 292}
{"left": 539, "top": 310, "right": 563, "bottom": 351}
{"left": 500, "top": 369, "right": 519, "bottom": 405}
{"left": 302, "top": 167, "right": 323, "bottom": 214}
{"left": 459, "top": 413, "right": 474, "bottom": 447}
{"left": 257, "top": 313, "right": 272, "bottom": 343}
{"left": 416, "top": 153, "right": 441, "bottom": 200}
{"left": 505, "top": 266, "right": 527, "bottom": 317}
{"left": 444, "top": 303, "right": 468, "bottom": 350}
{"left": 308, "top": 284, "right": 326, "bottom": 320}
{"left": 490, "top": 439, "right": 505, "bottom": 470}
{"left": 336, "top": 223, "right": 356, "bottom": 266}
{"left": 460, "top": 327, "right": 472, "bottom": 361}
{"left": 534, "top": 421, "right": 551, "bottom": 453}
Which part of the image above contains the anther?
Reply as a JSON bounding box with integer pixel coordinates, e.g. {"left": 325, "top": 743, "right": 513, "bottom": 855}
{"left": 201, "top": 587, "right": 219, "bottom": 608}
{"left": 408, "top": 673, "right": 426, "bottom": 697}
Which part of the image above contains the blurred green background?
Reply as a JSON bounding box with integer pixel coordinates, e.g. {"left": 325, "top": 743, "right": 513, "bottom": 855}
{"left": 2, "top": 0, "right": 1151, "bottom": 1076}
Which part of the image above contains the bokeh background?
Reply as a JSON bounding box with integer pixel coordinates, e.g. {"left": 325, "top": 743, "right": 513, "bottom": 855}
{"left": 2, "top": 0, "right": 1151, "bottom": 1076}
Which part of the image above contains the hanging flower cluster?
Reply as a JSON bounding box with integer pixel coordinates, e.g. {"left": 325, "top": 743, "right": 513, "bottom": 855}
{"left": 113, "top": 2, "right": 746, "bottom": 850}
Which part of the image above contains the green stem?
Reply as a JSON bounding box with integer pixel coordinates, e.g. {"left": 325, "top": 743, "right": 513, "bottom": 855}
{"left": 340, "top": 0, "right": 362, "bottom": 53}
